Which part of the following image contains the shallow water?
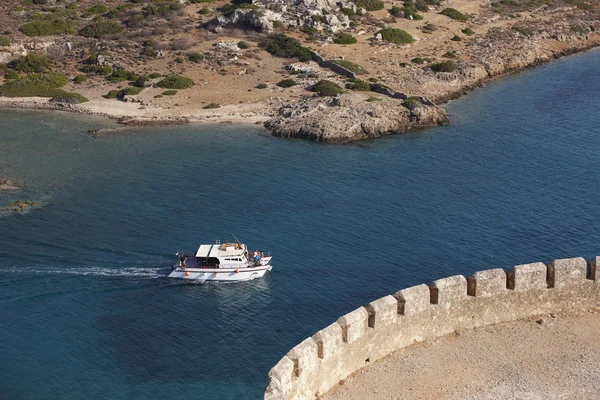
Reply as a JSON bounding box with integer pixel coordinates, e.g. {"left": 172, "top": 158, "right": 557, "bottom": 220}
{"left": 1, "top": 49, "right": 600, "bottom": 399}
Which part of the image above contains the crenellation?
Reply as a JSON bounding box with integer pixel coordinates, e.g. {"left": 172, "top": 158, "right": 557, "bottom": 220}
{"left": 265, "top": 256, "right": 600, "bottom": 400}
{"left": 286, "top": 338, "right": 319, "bottom": 378}
{"left": 394, "top": 284, "right": 431, "bottom": 316}
{"left": 467, "top": 268, "right": 507, "bottom": 297}
{"left": 429, "top": 275, "right": 468, "bottom": 307}
{"left": 337, "top": 307, "right": 369, "bottom": 344}
{"left": 365, "top": 295, "right": 398, "bottom": 329}
{"left": 312, "top": 322, "right": 344, "bottom": 360}
{"left": 506, "top": 262, "right": 547, "bottom": 291}
{"left": 589, "top": 257, "right": 600, "bottom": 282}
{"left": 547, "top": 257, "right": 587, "bottom": 289}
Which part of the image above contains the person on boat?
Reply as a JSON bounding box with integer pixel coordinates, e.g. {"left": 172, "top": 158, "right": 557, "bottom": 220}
{"left": 179, "top": 253, "right": 186, "bottom": 268}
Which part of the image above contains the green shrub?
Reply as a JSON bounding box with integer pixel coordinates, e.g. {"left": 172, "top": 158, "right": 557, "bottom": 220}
{"left": 511, "top": 25, "right": 534, "bottom": 36}
{"left": 105, "top": 86, "right": 143, "bottom": 100}
{"left": 106, "top": 70, "right": 138, "bottom": 82}
{"left": 430, "top": 60, "right": 456, "bottom": 72}
{"left": 198, "top": 7, "right": 210, "bottom": 14}
{"left": 156, "top": 75, "right": 194, "bottom": 89}
{"left": 440, "top": 8, "right": 469, "bottom": 21}
{"left": 237, "top": 41, "right": 249, "bottom": 49}
{"left": 345, "top": 78, "right": 371, "bottom": 91}
{"left": 162, "top": 90, "right": 177, "bottom": 95}
{"left": 329, "top": 59, "right": 368, "bottom": 75}
{"left": 0, "top": 37, "right": 10, "bottom": 46}
{"left": 256, "top": 83, "right": 268, "bottom": 89}
{"left": 49, "top": 90, "right": 88, "bottom": 103}
{"left": 571, "top": 25, "right": 587, "bottom": 34}
{"left": 391, "top": 5, "right": 422, "bottom": 19}
{"left": 377, "top": 28, "right": 414, "bottom": 44}
{"left": 310, "top": 80, "right": 344, "bottom": 96}
{"left": 103, "top": 89, "right": 119, "bottom": 99}
{"left": 7, "top": 54, "right": 50, "bottom": 73}
{"left": 4, "top": 70, "right": 19, "bottom": 80}
{"left": 80, "top": 18, "right": 122, "bottom": 38}
{"left": 353, "top": 0, "right": 385, "bottom": 11}
{"left": 144, "top": 1, "right": 182, "bottom": 17}
{"left": 174, "top": 57, "right": 184, "bottom": 63}
{"left": 340, "top": 7, "right": 356, "bottom": 17}
{"left": 127, "top": 14, "right": 144, "bottom": 28}
{"left": 203, "top": 102, "right": 220, "bottom": 109}
{"left": 73, "top": 74, "right": 87, "bottom": 83}
{"left": 260, "top": 33, "right": 312, "bottom": 62}
{"left": 82, "top": 4, "right": 108, "bottom": 18}
{"left": 0, "top": 72, "right": 68, "bottom": 97}
{"left": 366, "top": 96, "right": 382, "bottom": 102}
{"left": 333, "top": 33, "right": 357, "bottom": 44}
{"left": 20, "top": 20, "right": 75, "bottom": 36}
{"left": 149, "top": 72, "right": 162, "bottom": 79}
{"left": 188, "top": 52, "right": 204, "bottom": 62}
{"left": 451, "top": 35, "right": 462, "bottom": 41}
{"left": 564, "top": 0, "right": 592, "bottom": 9}
{"left": 276, "top": 78, "right": 297, "bottom": 88}
{"left": 190, "top": 0, "right": 215, "bottom": 3}
{"left": 462, "top": 27, "right": 475, "bottom": 35}
{"left": 442, "top": 50, "right": 456, "bottom": 58}
{"left": 80, "top": 64, "right": 113, "bottom": 75}
{"left": 133, "top": 75, "right": 150, "bottom": 87}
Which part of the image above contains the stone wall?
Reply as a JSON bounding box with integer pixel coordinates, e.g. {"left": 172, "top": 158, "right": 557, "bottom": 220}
{"left": 264, "top": 256, "right": 600, "bottom": 400}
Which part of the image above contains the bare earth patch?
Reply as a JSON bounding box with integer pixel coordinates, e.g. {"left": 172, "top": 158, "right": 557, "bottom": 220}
{"left": 323, "top": 310, "right": 600, "bottom": 400}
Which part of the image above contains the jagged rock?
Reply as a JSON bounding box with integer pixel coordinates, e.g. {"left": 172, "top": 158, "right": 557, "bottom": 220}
{"left": 207, "top": 0, "right": 352, "bottom": 32}
{"left": 265, "top": 93, "right": 449, "bottom": 142}
{"left": 0, "top": 179, "right": 18, "bottom": 191}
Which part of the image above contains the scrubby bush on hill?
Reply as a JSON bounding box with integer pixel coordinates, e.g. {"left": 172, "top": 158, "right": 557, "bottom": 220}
{"left": 377, "top": 28, "right": 414, "bottom": 44}
{"left": 203, "top": 103, "right": 220, "bottom": 109}
{"left": 106, "top": 69, "right": 138, "bottom": 82}
{"left": 260, "top": 34, "right": 312, "bottom": 62}
{"left": 162, "top": 90, "right": 177, "bottom": 95}
{"left": 440, "top": 8, "right": 469, "bottom": 21}
{"left": 20, "top": 20, "right": 75, "bottom": 36}
{"left": 0, "top": 72, "right": 68, "bottom": 97}
{"left": 8, "top": 55, "right": 50, "bottom": 73}
{"left": 429, "top": 60, "right": 456, "bottom": 72}
{"left": 82, "top": 4, "right": 108, "bottom": 18}
{"left": 353, "top": 0, "right": 385, "bottom": 11}
{"left": 333, "top": 33, "right": 357, "bottom": 44}
{"left": 133, "top": 75, "right": 151, "bottom": 87}
{"left": 462, "top": 27, "right": 475, "bottom": 35}
{"left": 80, "top": 18, "right": 122, "bottom": 38}
{"left": 310, "top": 80, "right": 344, "bottom": 96}
{"left": 276, "top": 79, "right": 297, "bottom": 88}
{"left": 156, "top": 75, "right": 194, "bottom": 89}
{"left": 49, "top": 91, "right": 89, "bottom": 104}
{"left": 329, "top": 60, "right": 368, "bottom": 75}
{"left": 345, "top": 78, "right": 371, "bottom": 91}
{"left": 73, "top": 74, "right": 87, "bottom": 83}
{"left": 104, "top": 87, "right": 143, "bottom": 100}
{"left": 188, "top": 52, "right": 204, "bottom": 63}
{"left": 0, "top": 37, "right": 10, "bottom": 46}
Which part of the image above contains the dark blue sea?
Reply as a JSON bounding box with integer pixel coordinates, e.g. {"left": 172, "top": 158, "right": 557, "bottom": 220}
{"left": 1, "top": 49, "right": 600, "bottom": 400}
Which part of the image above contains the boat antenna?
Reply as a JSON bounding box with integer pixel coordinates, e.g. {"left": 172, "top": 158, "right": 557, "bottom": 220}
{"left": 231, "top": 233, "right": 242, "bottom": 245}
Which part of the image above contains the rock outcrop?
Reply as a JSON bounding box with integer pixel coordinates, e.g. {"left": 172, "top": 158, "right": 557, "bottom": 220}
{"left": 207, "top": 0, "right": 353, "bottom": 32}
{"left": 265, "top": 94, "right": 449, "bottom": 142}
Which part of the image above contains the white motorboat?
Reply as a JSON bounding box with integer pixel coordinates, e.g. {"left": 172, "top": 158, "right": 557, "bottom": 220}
{"left": 168, "top": 240, "right": 273, "bottom": 282}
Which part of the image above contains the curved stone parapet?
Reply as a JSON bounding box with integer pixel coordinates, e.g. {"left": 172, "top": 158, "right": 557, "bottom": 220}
{"left": 264, "top": 256, "right": 600, "bottom": 400}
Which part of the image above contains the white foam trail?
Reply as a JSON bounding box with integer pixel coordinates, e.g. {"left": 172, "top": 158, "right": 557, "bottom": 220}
{"left": 2, "top": 265, "right": 171, "bottom": 278}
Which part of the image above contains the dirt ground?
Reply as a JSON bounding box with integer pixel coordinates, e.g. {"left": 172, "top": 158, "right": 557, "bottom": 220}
{"left": 323, "top": 310, "right": 600, "bottom": 400}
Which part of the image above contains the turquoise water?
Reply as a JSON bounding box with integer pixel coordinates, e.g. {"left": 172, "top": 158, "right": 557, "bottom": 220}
{"left": 1, "top": 49, "right": 600, "bottom": 399}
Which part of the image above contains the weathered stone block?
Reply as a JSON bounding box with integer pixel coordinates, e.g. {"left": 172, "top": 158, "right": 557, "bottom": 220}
{"left": 312, "top": 322, "right": 343, "bottom": 360}
{"left": 394, "top": 284, "right": 430, "bottom": 316}
{"left": 547, "top": 257, "right": 587, "bottom": 288}
{"left": 337, "top": 307, "right": 368, "bottom": 344}
{"left": 589, "top": 257, "right": 600, "bottom": 282}
{"left": 365, "top": 295, "right": 398, "bottom": 328}
{"left": 467, "top": 268, "right": 507, "bottom": 297}
{"left": 507, "top": 262, "right": 547, "bottom": 291}
{"left": 429, "top": 275, "right": 467, "bottom": 306}
{"left": 286, "top": 337, "right": 319, "bottom": 378}
{"left": 268, "top": 356, "right": 294, "bottom": 391}
{"left": 264, "top": 376, "right": 283, "bottom": 400}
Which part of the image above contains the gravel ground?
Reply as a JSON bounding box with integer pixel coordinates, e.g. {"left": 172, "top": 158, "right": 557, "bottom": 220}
{"left": 323, "top": 309, "right": 600, "bottom": 400}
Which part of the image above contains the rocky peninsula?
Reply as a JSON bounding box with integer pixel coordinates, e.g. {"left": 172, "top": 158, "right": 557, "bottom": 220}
{"left": 0, "top": 0, "right": 598, "bottom": 141}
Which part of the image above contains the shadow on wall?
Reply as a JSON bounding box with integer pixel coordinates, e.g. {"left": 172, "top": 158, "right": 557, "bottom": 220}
{"left": 265, "top": 256, "right": 600, "bottom": 400}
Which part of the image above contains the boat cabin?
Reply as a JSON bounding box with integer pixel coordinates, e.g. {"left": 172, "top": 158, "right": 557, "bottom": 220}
{"left": 194, "top": 241, "right": 248, "bottom": 268}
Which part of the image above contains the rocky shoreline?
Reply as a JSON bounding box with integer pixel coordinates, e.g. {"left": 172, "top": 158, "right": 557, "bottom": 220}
{"left": 1, "top": 36, "right": 599, "bottom": 141}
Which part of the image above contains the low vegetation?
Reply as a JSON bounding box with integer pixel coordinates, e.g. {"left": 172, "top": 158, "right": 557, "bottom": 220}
{"left": 0, "top": 72, "right": 68, "bottom": 97}
{"left": 276, "top": 79, "right": 297, "bottom": 88}
{"left": 329, "top": 60, "right": 368, "bottom": 75}
{"left": 203, "top": 103, "right": 220, "bottom": 109}
{"left": 440, "top": 8, "right": 469, "bottom": 21}
{"left": 103, "top": 86, "right": 143, "bottom": 100}
{"left": 19, "top": 20, "right": 75, "bottom": 36}
{"left": 7, "top": 55, "right": 50, "bottom": 73}
{"left": 333, "top": 33, "right": 357, "bottom": 44}
{"left": 377, "top": 28, "right": 414, "bottom": 44}
{"left": 353, "top": 0, "right": 385, "bottom": 11}
{"left": 345, "top": 78, "right": 371, "bottom": 91}
{"left": 310, "top": 80, "right": 344, "bottom": 96}
{"left": 156, "top": 75, "right": 194, "bottom": 89}
{"left": 79, "top": 18, "right": 123, "bottom": 38}
{"left": 260, "top": 34, "right": 312, "bottom": 62}
{"left": 429, "top": 60, "right": 457, "bottom": 72}
{"left": 162, "top": 90, "right": 177, "bottom": 96}
{"left": 462, "top": 27, "right": 475, "bottom": 35}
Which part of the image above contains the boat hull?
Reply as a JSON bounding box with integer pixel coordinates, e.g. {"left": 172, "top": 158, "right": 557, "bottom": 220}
{"left": 168, "top": 265, "right": 271, "bottom": 282}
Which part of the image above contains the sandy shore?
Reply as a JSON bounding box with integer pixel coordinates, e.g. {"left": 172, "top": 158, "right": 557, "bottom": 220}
{"left": 323, "top": 309, "right": 600, "bottom": 400}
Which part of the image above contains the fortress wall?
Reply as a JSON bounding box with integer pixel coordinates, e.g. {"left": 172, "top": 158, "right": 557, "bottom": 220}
{"left": 264, "top": 256, "right": 600, "bottom": 400}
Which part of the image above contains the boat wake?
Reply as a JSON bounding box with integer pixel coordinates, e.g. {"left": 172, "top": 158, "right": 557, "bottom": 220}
{"left": 2, "top": 265, "right": 172, "bottom": 278}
